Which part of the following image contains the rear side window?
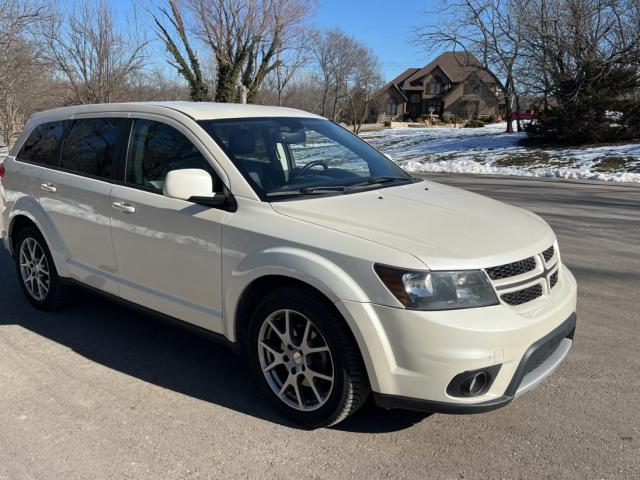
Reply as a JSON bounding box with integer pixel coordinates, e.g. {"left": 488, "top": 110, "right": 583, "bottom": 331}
{"left": 60, "top": 118, "right": 127, "bottom": 179}
{"left": 126, "top": 119, "right": 217, "bottom": 192}
{"left": 17, "top": 121, "right": 67, "bottom": 166}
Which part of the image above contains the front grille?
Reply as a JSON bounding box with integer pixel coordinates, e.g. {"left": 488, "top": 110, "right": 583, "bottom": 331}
{"left": 486, "top": 257, "right": 536, "bottom": 280}
{"left": 542, "top": 245, "right": 555, "bottom": 262}
{"left": 501, "top": 284, "right": 543, "bottom": 306}
{"left": 522, "top": 329, "right": 566, "bottom": 377}
{"left": 550, "top": 271, "right": 558, "bottom": 288}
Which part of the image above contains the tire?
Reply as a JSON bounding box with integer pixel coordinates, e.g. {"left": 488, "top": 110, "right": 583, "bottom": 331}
{"left": 14, "top": 226, "right": 68, "bottom": 310}
{"left": 247, "top": 286, "right": 370, "bottom": 428}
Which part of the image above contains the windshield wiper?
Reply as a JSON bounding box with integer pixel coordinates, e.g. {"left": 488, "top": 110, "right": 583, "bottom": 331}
{"left": 347, "top": 176, "right": 412, "bottom": 189}
{"left": 266, "top": 185, "right": 346, "bottom": 197}
{"left": 265, "top": 177, "right": 413, "bottom": 198}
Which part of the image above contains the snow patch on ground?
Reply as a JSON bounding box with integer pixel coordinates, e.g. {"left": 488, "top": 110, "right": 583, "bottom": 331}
{"left": 361, "top": 123, "right": 640, "bottom": 183}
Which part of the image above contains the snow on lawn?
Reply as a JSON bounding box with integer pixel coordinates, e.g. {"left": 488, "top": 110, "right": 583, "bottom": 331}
{"left": 361, "top": 123, "right": 640, "bottom": 183}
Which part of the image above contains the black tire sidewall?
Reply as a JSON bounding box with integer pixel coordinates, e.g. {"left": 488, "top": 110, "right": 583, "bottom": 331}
{"left": 247, "top": 289, "right": 356, "bottom": 428}
{"left": 14, "top": 227, "right": 61, "bottom": 310}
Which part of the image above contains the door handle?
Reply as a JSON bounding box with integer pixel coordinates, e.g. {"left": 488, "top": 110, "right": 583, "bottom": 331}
{"left": 112, "top": 201, "right": 136, "bottom": 213}
{"left": 40, "top": 183, "right": 57, "bottom": 193}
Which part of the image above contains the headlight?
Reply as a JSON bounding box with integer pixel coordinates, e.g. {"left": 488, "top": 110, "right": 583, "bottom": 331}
{"left": 374, "top": 265, "right": 499, "bottom": 310}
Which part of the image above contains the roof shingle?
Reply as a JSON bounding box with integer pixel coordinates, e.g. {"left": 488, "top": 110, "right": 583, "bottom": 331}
{"left": 403, "top": 51, "right": 495, "bottom": 87}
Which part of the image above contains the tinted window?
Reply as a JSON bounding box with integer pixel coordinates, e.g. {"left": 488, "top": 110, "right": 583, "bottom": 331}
{"left": 126, "top": 119, "right": 217, "bottom": 192}
{"left": 17, "top": 121, "right": 67, "bottom": 166}
{"left": 60, "top": 118, "right": 127, "bottom": 179}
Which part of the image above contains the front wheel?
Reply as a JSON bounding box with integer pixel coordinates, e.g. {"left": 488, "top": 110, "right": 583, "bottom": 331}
{"left": 247, "top": 287, "right": 370, "bottom": 428}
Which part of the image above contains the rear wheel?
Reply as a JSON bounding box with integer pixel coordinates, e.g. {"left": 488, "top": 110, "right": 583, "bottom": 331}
{"left": 14, "top": 226, "right": 68, "bottom": 310}
{"left": 247, "top": 287, "right": 370, "bottom": 428}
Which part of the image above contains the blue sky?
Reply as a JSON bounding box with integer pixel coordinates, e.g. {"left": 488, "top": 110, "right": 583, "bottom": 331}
{"left": 112, "top": 0, "right": 441, "bottom": 82}
{"left": 313, "top": 0, "right": 439, "bottom": 80}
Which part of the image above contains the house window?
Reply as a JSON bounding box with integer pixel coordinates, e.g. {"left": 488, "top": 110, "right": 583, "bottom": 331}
{"left": 385, "top": 99, "right": 398, "bottom": 115}
{"left": 430, "top": 83, "right": 442, "bottom": 94}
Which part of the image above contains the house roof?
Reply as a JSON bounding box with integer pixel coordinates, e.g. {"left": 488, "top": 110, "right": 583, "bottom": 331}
{"left": 381, "top": 67, "right": 420, "bottom": 93}
{"left": 390, "top": 84, "right": 409, "bottom": 101}
{"left": 403, "top": 51, "right": 496, "bottom": 89}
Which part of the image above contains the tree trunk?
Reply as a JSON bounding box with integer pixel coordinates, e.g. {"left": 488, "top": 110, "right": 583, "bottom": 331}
{"left": 349, "top": 96, "right": 358, "bottom": 133}
{"left": 1, "top": 100, "right": 17, "bottom": 150}
{"left": 215, "top": 61, "right": 241, "bottom": 103}
{"left": 357, "top": 97, "right": 372, "bottom": 134}
{"left": 320, "top": 82, "right": 329, "bottom": 117}
{"left": 505, "top": 92, "right": 514, "bottom": 133}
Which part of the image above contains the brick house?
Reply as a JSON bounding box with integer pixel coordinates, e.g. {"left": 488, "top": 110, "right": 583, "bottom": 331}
{"left": 379, "top": 51, "right": 503, "bottom": 121}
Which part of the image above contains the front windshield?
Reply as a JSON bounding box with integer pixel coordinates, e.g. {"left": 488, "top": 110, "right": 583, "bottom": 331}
{"left": 198, "top": 117, "right": 412, "bottom": 198}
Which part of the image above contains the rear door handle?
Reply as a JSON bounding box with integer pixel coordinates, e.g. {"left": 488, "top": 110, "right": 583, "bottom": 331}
{"left": 112, "top": 201, "right": 136, "bottom": 213}
{"left": 40, "top": 183, "right": 57, "bottom": 193}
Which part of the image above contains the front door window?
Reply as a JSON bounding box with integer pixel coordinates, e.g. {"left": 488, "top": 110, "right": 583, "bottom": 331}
{"left": 126, "top": 119, "right": 219, "bottom": 193}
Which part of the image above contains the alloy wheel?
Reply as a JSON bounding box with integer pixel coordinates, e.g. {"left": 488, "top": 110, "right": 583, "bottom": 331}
{"left": 19, "top": 237, "right": 50, "bottom": 301}
{"left": 257, "top": 309, "right": 335, "bottom": 411}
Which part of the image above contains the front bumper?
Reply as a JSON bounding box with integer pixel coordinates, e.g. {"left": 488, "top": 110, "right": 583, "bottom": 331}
{"left": 335, "top": 265, "right": 577, "bottom": 412}
{"left": 373, "top": 312, "right": 575, "bottom": 413}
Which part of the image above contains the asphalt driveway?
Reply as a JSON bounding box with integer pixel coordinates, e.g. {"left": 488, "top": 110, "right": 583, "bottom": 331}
{"left": 0, "top": 174, "right": 638, "bottom": 479}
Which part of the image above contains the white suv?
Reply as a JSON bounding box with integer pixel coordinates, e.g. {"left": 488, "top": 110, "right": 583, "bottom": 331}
{"left": 0, "top": 102, "right": 577, "bottom": 428}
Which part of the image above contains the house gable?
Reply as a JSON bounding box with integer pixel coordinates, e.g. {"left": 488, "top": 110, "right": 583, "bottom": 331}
{"left": 380, "top": 67, "right": 420, "bottom": 95}
{"left": 405, "top": 51, "right": 485, "bottom": 84}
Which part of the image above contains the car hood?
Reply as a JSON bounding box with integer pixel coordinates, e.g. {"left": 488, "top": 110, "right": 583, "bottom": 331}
{"left": 270, "top": 180, "right": 555, "bottom": 270}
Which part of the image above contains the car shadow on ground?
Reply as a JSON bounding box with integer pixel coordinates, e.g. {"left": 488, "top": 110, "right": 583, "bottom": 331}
{"left": 0, "top": 250, "right": 431, "bottom": 433}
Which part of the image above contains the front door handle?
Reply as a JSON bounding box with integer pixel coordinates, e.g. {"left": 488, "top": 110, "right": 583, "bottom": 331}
{"left": 40, "top": 183, "right": 57, "bottom": 193}
{"left": 112, "top": 201, "right": 136, "bottom": 213}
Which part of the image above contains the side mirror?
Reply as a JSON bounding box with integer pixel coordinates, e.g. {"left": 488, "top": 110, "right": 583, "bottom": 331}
{"left": 163, "top": 169, "right": 227, "bottom": 207}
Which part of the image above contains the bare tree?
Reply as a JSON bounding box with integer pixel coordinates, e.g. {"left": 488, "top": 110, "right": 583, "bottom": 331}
{"left": 0, "top": 0, "right": 46, "bottom": 48}
{"left": 517, "top": 0, "right": 640, "bottom": 103}
{"left": 125, "top": 67, "right": 190, "bottom": 102}
{"left": 0, "top": 39, "right": 60, "bottom": 148}
{"left": 311, "top": 29, "right": 338, "bottom": 117}
{"left": 0, "top": 41, "right": 34, "bottom": 146}
{"left": 42, "top": 0, "right": 149, "bottom": 104}
{"left": 0, "top": 0, "right": 50, "bottom": 147}
{"left": 414, "top": 0, "right": 523, "bottom": 132}
{"left": 189, "top": 0, "right": 315, "bottom": 103}
{"left": 312, "top": 29, "right": 359, "bottom": 120}
{"left": 345, "top": 46, "right": 383, "bottom": 133}
{"left": 516, "top": 0, "right": 640, "bottom": 142}
{"left": 152, "top": 0, "right": 209, "bottom": 101}
{"left": 310, "top": 28, "right": 383, "bottom": 127}
{"left": 272, "top": 30, "right": 309, "bottom": 106}
{"left": 253, "top": 70, "right": 325, "bottom": 113}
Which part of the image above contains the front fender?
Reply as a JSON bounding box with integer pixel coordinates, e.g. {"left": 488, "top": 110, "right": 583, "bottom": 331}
{"left": 223, "top": 247, "right": 371, "bottom": 341}
{"left": 7, "top": 197, "right": 70, "bottom": 277}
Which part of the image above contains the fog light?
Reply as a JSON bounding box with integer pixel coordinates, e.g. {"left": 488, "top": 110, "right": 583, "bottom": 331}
{"left": 446, "top": 364, "right": 501, "bottom": 398}
{"left": 462, "top": 372, "right": 488, "bottom": 396}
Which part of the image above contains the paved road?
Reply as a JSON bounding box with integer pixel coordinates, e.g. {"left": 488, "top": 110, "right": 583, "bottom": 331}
{"left": 1, "top": 174, "right": 638, "bottom": 480}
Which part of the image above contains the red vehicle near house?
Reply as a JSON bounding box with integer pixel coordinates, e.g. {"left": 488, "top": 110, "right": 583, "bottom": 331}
{"left": 513, "top": 109, "right": 538, "bottom": 120}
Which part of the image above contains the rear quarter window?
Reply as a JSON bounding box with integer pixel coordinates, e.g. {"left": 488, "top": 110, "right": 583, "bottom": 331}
{"left": 60, "top": 118, "right": 128, "bottom": 179}
{"left": 17, "top": 121, "right": 68, "bottom": 166}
